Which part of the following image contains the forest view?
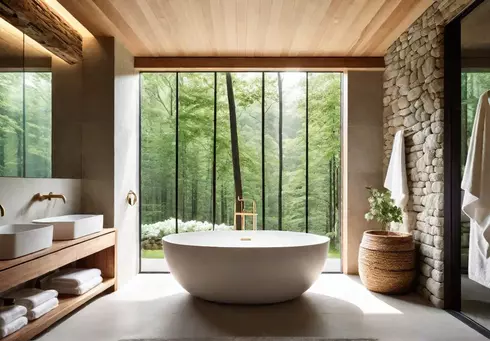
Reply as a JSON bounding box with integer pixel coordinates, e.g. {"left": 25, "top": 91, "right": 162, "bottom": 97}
{"left": 140, "top": 72, "right": 341, "bottom": 268}
{"left": 0, "top": 72, "right": 52, "bottom": 178}
{"left": 461, "top": 72, "right": 490, "bottom": 172}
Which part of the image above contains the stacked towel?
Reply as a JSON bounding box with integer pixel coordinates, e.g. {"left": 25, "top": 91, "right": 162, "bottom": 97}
{"left": 27, "top": 298, "right": 59, "bottom": 321}
{"left": 6, "top": 288, "right": 58, "bottom": 310}
{"left": 5, "top": 288, "right": 59, "bottom": 321}
{"left": 41, "top": 268, "right": 102, "bottom": 295}
{"left": 0, "top": 305, "right": 27, "bottom": 338}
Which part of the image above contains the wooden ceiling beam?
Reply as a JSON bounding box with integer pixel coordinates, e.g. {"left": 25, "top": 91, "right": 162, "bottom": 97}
{"left": 134, "top": 57, "right": 385, "bottom": 71}
{"left": 0, "top": 0, "right": 82, "bottom": 64}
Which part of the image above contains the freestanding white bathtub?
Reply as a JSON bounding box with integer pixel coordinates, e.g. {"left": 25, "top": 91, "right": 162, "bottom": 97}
{"left": 162, "top": 230, "right": 329, "bottom": 304}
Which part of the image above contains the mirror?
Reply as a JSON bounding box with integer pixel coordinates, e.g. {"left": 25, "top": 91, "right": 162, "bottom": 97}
{"left": 0, "top": 18, "right": 81, "bottom": 179}
{"left": 0, "top": 18, "right": 24, "bottom": 177}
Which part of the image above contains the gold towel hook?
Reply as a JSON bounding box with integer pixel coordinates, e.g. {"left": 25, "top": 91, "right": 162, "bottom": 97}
{"left": 127, "top": 190, "right": 138, "bottom": 206}
{"left": 0, "top": 204, "right": 5, "bottom": 217}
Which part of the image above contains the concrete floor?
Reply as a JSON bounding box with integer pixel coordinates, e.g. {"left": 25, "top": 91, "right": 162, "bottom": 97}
{"left": 37, "top": 274, "right": 487, "bottom": 341}
{"left": 462, "top": 274, "right": 490, "bottom": 331}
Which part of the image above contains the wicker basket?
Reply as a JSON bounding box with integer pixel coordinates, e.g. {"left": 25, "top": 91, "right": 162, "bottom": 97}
{"left": 358, "top": 230, "right": 415, "bottom": 294}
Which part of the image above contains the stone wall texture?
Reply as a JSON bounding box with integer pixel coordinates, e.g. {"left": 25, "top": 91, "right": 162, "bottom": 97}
{"left": 383, "top": 0, "right": 471, "bottom": 308}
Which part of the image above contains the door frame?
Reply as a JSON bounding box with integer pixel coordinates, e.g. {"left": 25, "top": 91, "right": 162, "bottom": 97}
{"left": 444, "top": 0, "right": 490, "bottom": 337}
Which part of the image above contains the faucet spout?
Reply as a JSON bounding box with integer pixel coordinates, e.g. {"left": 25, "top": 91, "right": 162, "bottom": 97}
{"left": 0, "top": 204, "right": 5, "bottom": 217}
{"left": 34, "top": 192, "right": 67, "bottom": 204}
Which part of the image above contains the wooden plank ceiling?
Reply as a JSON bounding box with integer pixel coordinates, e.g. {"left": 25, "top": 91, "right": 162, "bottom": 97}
{"left": 57, "top": 0, "right": 432, "bottom": 57}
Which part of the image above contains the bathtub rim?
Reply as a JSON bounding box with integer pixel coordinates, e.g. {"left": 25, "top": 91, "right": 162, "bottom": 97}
{"left": 162, "top": 230, "right": 330, "bottom": 249}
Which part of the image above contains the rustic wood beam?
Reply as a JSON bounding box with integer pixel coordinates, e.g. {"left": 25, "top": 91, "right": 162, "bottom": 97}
{"left": 0, "top": 0, "right": 82, "bottom": 64}
{"left": 134, "top": 57, "right": 385, "bottom": 71}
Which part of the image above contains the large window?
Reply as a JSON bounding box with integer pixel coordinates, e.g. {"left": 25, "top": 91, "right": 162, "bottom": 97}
{"left": 140, "top": 72, "right": 342, "bottom": 272}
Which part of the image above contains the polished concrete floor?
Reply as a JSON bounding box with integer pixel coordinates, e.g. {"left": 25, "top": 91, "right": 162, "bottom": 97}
{"left": 37, "top": 274, "right": 487, "bottom": 341}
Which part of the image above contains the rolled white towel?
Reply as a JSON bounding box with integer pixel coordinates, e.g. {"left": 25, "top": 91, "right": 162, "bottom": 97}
{"left": 0, "top": 316, "right": 27, "bottom": 338}
{"left": 41, "top": 268, "right": 101, "bottom": 288}
{"left": 5, "top": 288, "right": 58, "bottom": 310}
{"left": 27, "top": 298, "right": 58, "bottom": 321}
{"left": 42, "top": 276, "right": 103, "bottom": 295}
{"left": 0, "top": 305, "right": 27, "bottom": 327}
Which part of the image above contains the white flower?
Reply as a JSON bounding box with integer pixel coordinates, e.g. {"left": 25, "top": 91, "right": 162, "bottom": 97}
{"left": 141, "top": 218, "right": 234, "bottom": 240}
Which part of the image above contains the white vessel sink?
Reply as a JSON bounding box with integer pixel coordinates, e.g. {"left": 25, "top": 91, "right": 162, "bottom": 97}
{"left": 0, "top": 224, "right": 53, "bottom": 260}
{"left": 33, "top": 214, "right": 103, "bottom": 240}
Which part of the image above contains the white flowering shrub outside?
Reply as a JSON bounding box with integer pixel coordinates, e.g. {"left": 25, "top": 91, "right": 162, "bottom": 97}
{"left": 141, "top": 218, "right": 233, "bottom": 251}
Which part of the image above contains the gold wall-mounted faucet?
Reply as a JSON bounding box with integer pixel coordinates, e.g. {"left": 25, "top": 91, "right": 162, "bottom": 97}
{"left": 0, "top": 204, "right": 5, "bottom": 217}
{"left": 34, "top": 192, "right": 67, "bottom": 204}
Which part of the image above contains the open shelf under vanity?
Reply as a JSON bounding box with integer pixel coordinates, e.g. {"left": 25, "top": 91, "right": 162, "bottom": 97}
{"left": 0, "top": 228, "right": 117, "bottom": 341}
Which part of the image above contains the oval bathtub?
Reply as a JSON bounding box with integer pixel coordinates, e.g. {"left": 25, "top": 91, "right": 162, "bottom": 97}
{"left": 163, "top": 230, "right": 329, "bottom": 304}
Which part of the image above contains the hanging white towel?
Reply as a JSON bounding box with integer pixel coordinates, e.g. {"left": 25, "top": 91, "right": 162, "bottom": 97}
{"left": 0, "top": 305, "right": 26, "bottom": 327}
{"left": 468, "top": 220, "right": 490, "bottom": 288}
{"left": 27, "top": 298, "right": 58, "bottom": 321}
{"left": 462, "top": 90, "right": 490, "bottom": 258}
{"left": 6, "top": 288, "right": 58, "bottom": 310}
{"left": 384, "top": 130, "right": 408, "bottom": 209}
{"left": 0, "top": 316, "right": 27, "bottom": 338}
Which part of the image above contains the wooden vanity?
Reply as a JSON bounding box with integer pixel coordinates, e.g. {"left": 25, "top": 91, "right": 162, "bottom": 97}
{"left": 0, "top": 228, "right": 117, "bottom": 341}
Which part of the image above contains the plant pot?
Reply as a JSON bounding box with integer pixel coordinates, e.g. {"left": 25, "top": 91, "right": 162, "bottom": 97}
{"left": 358, "top": 230, "right": 415, "bottom": 294}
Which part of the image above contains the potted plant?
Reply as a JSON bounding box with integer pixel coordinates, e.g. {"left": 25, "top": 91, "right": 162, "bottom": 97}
{"left": 358, "top": 187, "right": 415, "bottom": 294}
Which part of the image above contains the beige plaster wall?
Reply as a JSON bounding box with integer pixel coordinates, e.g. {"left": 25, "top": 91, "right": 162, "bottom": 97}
{"left": 114, "top": 39, "right": 140, "bottom": 287}
{"left": 81, "top": 37, "right": 115, "bottom": 227}
{"left": 79, "top": 36, "right": 139, "bottom": 287}
{"left": 342, "top": 70, "right": 384, "bottom": 275}
{"left": 0, "top": 177, "right": 81, "bottom": 226}
{"left": 52, "top": 56, "right": 83, "bottom": 179}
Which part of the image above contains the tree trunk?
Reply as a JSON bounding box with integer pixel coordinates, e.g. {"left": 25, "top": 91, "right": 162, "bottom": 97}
{"left": 209, "top": 165, "right": 213, "bottom": 223}
{"left": 221, "top": 184, "right": 226, "bottom": 224}
{"left": 225, "top": 72, "right": 243, "bottom": 229}
{"left": 335, "top": 158, "right": 340, "bottom": 242}
{"left": 169, "top": 182, "right": 174, "bottom": 219}
{"left": 180, "top": 145, "right": 186, "bottom": 221}
{"left": 16, "top": 128, "right": 22, "bottom": 177}
{"left": 161, "top": 183, "right": 166, "bottom": 221}
{"left": 277, "top": 73, "right": 283, "bottom": 231}
{"left": 0, "top": 131, "right": 5, "bottom": 174}
{"left": 332, "top": 158, "right": 337, "bottom": 237}
{"left": 191, "top": 175, "right": 198, "bottom": 220}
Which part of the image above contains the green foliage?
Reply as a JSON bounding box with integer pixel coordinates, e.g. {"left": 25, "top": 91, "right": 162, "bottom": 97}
{"left": 364, "top": 187, "right": 402, "bottom": 230}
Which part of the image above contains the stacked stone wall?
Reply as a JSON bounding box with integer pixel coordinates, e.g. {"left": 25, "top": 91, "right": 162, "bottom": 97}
{"left": 383, "top": 0, "right": 471, "bottom": 308}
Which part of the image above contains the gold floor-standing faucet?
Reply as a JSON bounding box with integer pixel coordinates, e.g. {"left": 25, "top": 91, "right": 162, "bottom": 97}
{"left": 0, "top": 204, "right": 5, "bottom": 217}
{"left": 234, "top": 197, "right": 257, "bottom": 231}
{"left": 34, "top": 192, "right": 67, "bottom": 203}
